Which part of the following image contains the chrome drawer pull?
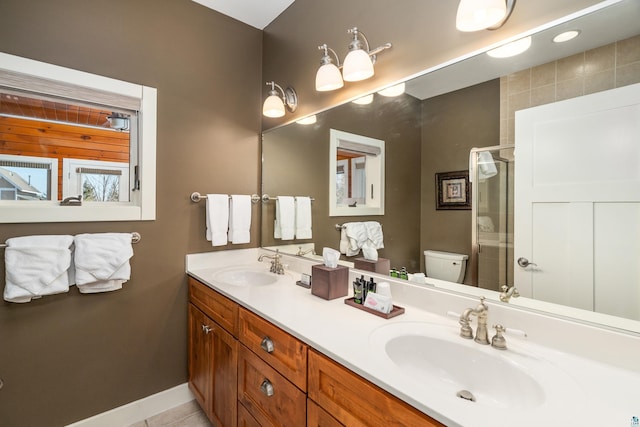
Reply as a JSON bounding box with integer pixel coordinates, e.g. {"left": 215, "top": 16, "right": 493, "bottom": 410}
{"left": 202, "top": 324, "right": 212, "bottom": 334}
{"left": 260, "top": 336, "right": 275, "bottom": 353}
{"left": 260, "top": 379, "right": 274, "bottom": 397}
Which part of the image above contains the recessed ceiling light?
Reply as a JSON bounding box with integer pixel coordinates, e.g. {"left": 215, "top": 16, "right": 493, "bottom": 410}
{"left": 377, "top": 83, "right": 406, "bottom": 97}
{"left": 553, "top": 30, "right": 581, "bottom": 43}
{"left": 487, "top": 36, "right": 532, "bottom": 58}
{"left": 352, "top": 94, "right": 374, "bottom": 105}
{"left": 296, "top": 115, "right": 317, "bottom": 125}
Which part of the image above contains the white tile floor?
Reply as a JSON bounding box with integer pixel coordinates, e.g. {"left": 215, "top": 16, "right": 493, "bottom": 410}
{"left": 127, "top": 400, "right": 212, "bottom": 427}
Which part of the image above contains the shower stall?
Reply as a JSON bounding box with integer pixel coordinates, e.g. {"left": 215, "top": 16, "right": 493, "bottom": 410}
{"left": 470, "top": 145, "right": 515, "bottom": 291}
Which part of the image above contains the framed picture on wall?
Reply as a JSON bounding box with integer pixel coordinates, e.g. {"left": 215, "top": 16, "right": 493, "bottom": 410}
{"left": 435, "top": 171, "right": 471, "bottom": 210}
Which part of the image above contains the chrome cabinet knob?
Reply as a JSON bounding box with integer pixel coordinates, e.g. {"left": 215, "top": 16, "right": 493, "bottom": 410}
{"left": 260, "top": 336, "right": 275, "bottom": 353}
{"left": 201, "top": 324, "right": 212, "bottom": 334}
{"left": 260, "top": 379, "right": 274, "bottom": 397}
{"left": 517, "top": 257, "right": 537, "bottom": 268}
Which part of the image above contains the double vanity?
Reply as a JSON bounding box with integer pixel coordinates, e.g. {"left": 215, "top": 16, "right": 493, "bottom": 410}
{"left": 186, "top": 248, "right": 640, "bottom": 427}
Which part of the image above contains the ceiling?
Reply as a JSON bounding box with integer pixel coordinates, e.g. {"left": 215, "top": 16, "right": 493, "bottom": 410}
{"left": 191, "top": 0, "right": 295, "bottom": 29}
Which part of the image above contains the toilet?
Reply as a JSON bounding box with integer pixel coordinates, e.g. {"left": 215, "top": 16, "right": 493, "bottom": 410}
{"left": 423, "top": 250, "right": 468, "bottom": 283}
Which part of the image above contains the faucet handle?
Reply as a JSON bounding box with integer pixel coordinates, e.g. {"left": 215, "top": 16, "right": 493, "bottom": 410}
{"left": 491, "top": 324, "right": 507, "bottom": 350}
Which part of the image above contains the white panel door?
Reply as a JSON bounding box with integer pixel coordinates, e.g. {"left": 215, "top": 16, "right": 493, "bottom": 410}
{"left": 515, "top": 83, "right": 640, "bottom": 315}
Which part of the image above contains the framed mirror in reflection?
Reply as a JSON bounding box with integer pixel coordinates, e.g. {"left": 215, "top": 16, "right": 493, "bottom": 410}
{"left": 262, "top": 0, "right": 640, "bottom": 333}
{"left": 0, "top": 52, "right": 157, "bottom": 222}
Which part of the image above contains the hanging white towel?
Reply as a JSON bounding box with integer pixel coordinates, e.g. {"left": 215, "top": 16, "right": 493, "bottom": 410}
{"left": 206, "top": 194, "right": 229, "bottom": 246}
{"left": 74, "top": 233, "right": 134, "bottom": 294}
{"left": 478, "top": 151, "right": 498, "bottom": 181}
{"left": 228, "top": 194, "right": 251, "bottom": 244}
{"left": 364, "top": 221, "right": 384, "bottom": 249}
{"left": 295, "top": 196, "right": 312, "bottom": 239}
{"left": 344, "top": 222, "right": 367, "bottom": 256}
{"left": 275, "top": 196, "right": 295, "bottom": 240}
{"left": 3, "top": 235, "right": 74, "bottom": 303}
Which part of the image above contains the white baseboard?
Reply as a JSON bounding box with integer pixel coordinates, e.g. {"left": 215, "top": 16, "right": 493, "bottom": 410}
{"left": 65, "top": 383, "right": 195, "bottom": 427}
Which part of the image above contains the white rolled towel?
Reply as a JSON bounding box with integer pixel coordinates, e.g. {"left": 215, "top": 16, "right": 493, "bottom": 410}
{"left": 3, "top": 235, "right": 73, "bottom": 303}
{"left": 74, "top": 233, "right": 133, "bottom": 294}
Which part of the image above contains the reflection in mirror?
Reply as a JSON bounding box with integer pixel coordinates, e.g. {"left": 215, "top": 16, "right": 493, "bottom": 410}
{"left": 0, "top": 52, "right": 157, "bottom": 223}
{"left": 329, "top": 129, "right": 385, "bottom": 216}
{"left": 262, "top": 0, "right": 640, "bottom": 333}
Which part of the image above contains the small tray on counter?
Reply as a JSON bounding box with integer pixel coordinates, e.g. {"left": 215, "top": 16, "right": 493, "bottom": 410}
{"left": 344, "top": 297, "right": 405, "bottom": 319}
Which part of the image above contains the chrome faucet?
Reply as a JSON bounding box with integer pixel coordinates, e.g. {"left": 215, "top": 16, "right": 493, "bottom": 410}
{"left": 295, "top": 246, "right": 316, "bottom": 257}
{"left": 258, "top": 250, "right": 285, "bottom": 275}
{"left": 499, "top": 285, "right": 520, "bottom": 302}
{"left": 459, "top": 297, "right": 490, "bottom": 345}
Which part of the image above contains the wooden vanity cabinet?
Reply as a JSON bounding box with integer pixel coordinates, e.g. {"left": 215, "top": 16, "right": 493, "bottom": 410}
{"left": 188, "top": 278, "right": 238, "bottom": 427}
{"left": 308, "top": 350, "right": 446, "bottom": 427}
{"left": 238, "top": 307, "right": 308, "bottom": 426}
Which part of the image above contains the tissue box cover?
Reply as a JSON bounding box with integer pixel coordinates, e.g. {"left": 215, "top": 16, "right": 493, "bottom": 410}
{"left": 354, "top": 257, "right": 391, "bottom": 274}
{"left": 311, "top": 264, "right": 349, "bottom": 300}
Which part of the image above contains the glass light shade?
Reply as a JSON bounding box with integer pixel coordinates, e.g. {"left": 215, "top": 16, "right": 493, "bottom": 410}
{"left": 342, "top": 49, "right": 374, "bottom": 82}
{"left": 487, "top": 36, "right": 532, "bottom": 58}
{"left": 352, "top": 94, "right": 374, "bottom": 105}
{"left": 456, "top": 0, "right": 506, "bottom": 32}
{"left": 262, "top": 94, "right": 285, "bottom": 118}
{"left": 316, "top": 63, "right": 344, "bottom": 91}
{"left": 377, "top": 82, "right": 406, "bottom": 97}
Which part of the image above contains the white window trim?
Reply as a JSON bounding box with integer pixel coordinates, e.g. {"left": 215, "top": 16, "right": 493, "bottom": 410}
{"left": 0, "top": 52, "right": 156, "bottom": 223}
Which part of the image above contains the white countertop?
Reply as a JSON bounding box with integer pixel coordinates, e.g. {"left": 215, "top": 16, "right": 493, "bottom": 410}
{"left": 186, "top": 248, "right": 640, "bottom": 427}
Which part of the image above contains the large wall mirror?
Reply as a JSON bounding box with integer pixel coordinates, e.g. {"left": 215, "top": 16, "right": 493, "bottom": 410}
{"left": 262, "top": 0, "right": 640, "bottom": 334}
{"left": 0, "top": 52, "right": 157, "bottom": 223}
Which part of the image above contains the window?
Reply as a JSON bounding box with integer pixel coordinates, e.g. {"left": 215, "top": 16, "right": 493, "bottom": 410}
{"left": 63, "top": 159, "right": 129, "bottom": 202}
{"left": 0, "top": 52, "right": 156, "bottom": 223}
{"left": 0, "top": 154, "right": 58, "bottom": 200}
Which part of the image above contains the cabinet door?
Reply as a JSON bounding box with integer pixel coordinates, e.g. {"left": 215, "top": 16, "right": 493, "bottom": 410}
{"left": 188, "top": 303, "right": 238, "bottom": 427}
{"left": 238, "top": 345, "right": 306, "bottom": 427}
{"left": 188, "top": 304, "right": 212, "bottom": 412}
{"left": 308, "top": 350, "right": 445, "bottom": 427}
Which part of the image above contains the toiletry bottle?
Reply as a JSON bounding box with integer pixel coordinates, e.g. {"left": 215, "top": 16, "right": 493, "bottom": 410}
{"left": 400, "top": 267, "right": 408, "bottom": 280}
{"left": 353, "top": 278, "right": 363, "bottom": 304}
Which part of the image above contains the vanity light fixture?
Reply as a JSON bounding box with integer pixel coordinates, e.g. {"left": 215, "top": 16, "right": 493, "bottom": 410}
{"left": 343, "top": 27, "right": 392, "bottom": 82}
{"left": 352, "top": 94, "right": 374, "bottom": 105}
{"left": 316, "top": 44, "right": 344, "bottom": 91}
{"left": 262, "top": 81, "right": 298, "bottom": 118}
{"left": 553, "top": 30, "right": 581, "bottom": 43}
{"left": 377, "top": 82, "right": 405, "bottom": 97}
{"left": 456, "top": 0, "right": 516, "bottom": 32}
{"left": 315, "top": 27, "right": 392, "bottom": 91}
{"left": 296, "top": 115, "right": 317, "bottom": 125}
{"left": 486, "top": 36, "right": 531, "bottom": 58}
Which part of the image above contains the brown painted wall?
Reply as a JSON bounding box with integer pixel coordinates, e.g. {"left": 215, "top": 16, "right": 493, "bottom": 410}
{"left": 420, "top": 80, "right": 500, "bottom": 283}
{"left": 0, "top": 1, "right": 262, "bottom": 425}
{"left": 262, "top": 94, "right": 422, "bottom": 270}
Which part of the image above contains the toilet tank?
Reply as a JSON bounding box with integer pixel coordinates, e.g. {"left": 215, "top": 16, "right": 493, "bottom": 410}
{"left": 423, "top": 250, "right": 468, "bottom": 283}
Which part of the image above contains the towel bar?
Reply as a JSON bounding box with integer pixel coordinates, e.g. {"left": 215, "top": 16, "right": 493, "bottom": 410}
{"left": 0, "top": 232, "right": 141, "bottom": 248}
{"left": 260, "top": 194, "right": 315, "bottom": 203}
{"left": 190, "top": 192, "right": 261, "bottom": 204}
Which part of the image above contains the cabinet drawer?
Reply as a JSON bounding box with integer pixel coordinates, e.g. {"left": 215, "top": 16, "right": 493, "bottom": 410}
{"left": 238, "top": 403, "right": 261, "bottom": 427}
{"left": 189, "top": 277, "right": 238, "bottom": 337}
{"left": 239, "top": 307, "right": 308, "bottom": 391}
{"left": 307, "top": 398, "right": 343, "bottom": 427}
{"left": 238, "top": 345, "right": 306, "bottom": 427}
{"left": 308, "top": 350, "right": 445, "bottom": 427}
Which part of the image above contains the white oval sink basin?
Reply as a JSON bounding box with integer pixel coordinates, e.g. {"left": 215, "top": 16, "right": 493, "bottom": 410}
{"left": 213, "top": 267, "right": 278, "bottom": 286}
{"left": 385, "top": 334, "right": 544, "bottom": 409}
{"left": 369, "top": 321, "right": 583, "bottom": 411}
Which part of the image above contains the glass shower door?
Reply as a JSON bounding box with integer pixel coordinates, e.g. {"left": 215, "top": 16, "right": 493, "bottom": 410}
{"left": 470, "top": 145, "right": 515, "bottom": 291}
